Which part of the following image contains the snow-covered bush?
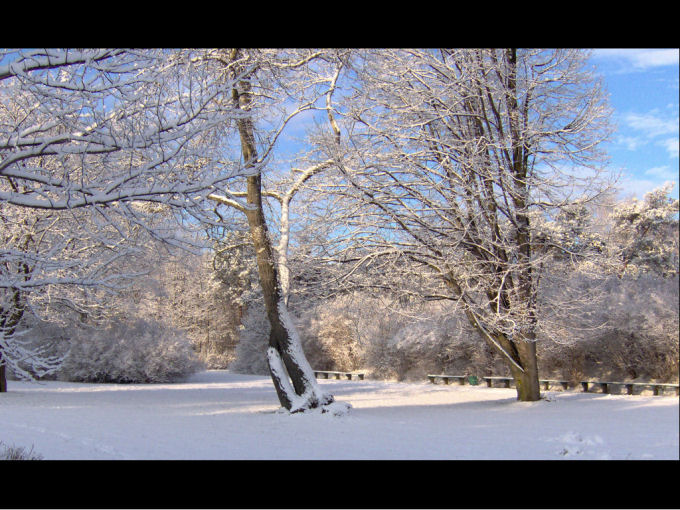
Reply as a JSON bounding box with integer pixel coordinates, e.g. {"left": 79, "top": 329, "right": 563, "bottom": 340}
{"left": 536, "top": 274, "right": 679, "bottom": 383}
{"left": 230, "top": 295, "right": 364, "bottom": 376}
{"left": 58, "top": 318, "right": 204, "bottom": 384}
{"left": 230, "top": 271, "right": 678, "bottom": 383}
{"left": 359, "top": 309, "right": 505, "bottom": 381}
{"left": 229, "top": 303, "right": 271, "bottom": 376}
{"left": 295, "top": 301, "right": 362, "bottom": 372}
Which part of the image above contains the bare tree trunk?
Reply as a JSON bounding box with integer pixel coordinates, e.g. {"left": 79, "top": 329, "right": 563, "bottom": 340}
{"left": 0, "top": 359, "right": 6, "bottom": 393}
{"left": 1, "top": 290, "right": 26, "bottom": 393}
{"left": 228, "top": 50, "right": 335, "bottom": 412}
{"left": 244, "top": 173, "right": 326, "bottom": 407}
{"left": 474, "top": 323, "right": 541, "bottom": 401}
{"left": 508, "top": 335, "right": 540, "bottom": 401}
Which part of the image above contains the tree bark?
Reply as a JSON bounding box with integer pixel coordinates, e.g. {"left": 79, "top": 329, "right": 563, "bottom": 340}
{"left": 453, "top": 279, "right": 541, "bottom": 401}
{"left": 475, "top": 324, "right": 540, "bottom": 401}
{"left": 508, "top": 335, "right": 540, "bottom": 401}
{"left": 1, "top": 289, "right": 26, "bottom": 393}
{"left": 0, "top": 360, "right": 6, "bottom": 393}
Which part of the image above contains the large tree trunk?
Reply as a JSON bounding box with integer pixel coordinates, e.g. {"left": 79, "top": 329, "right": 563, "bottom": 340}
{"left": 477, "top": 325, "right": 541, "bottom": 402}
{"left": 244, "top": 173, "right": 333, "bottom": 411}
{"left": 508, "top": 336, "right": 540, "bottom": 401}
{"left": 453, "top": 279, "right": 541, "bottom": 401}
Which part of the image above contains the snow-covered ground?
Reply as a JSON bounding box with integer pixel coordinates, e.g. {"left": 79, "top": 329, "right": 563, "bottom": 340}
{"left": 1, "top": 370, "right": 677, "bottom": 460}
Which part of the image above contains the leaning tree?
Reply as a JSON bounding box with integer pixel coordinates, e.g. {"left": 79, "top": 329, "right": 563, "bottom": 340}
{"left": 204, "top": 48, "right": 351, "bottom": 413}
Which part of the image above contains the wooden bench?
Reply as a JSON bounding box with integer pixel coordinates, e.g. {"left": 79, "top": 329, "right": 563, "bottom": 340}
{"left": 427, "top": 375, "right": 678, "bottom": 397}
{"left": 313, "top": 370, "right": 365, "bottom": 381}
{"left": 483, "top": 376, "right": 513, "bottom": 388}
{"left": 581, "top": 381, "right": 680, "bottom": 396}
{"left": 540, "top": 379, "right": 570, "bottom": 391}
{"left": 580, "top": 381, "right": 679, "bottom": 396}
{"left": 650, "top": 383, "right": 680, "bottom": 396}
{"left": 427, "top": 374, "right": 468, "bottom": 385}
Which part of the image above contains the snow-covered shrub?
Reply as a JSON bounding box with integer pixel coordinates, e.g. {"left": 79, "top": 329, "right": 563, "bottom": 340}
{"left": 296, "top": 303, "right": 362, "bottom": 372}
{"left": 58, "top": 318, "right": 204, "bottom": 384}
{"left": 229, "top": 303, "right": 271, "bottom": 376}
{"left": 537, "top": 274, "right": 679, "bottom": 383}
{"left": 360, "top": 310, "right": 505, "bottom": 381}
{"left": 231, "top": 299, "right": 363, "bottom": 376}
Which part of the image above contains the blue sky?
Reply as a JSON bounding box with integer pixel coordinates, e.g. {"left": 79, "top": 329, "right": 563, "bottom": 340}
{"left": 589, "top": 48, "right": 679, "bottom": 200}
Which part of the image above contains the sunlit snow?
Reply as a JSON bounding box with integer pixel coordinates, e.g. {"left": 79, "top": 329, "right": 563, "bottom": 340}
{"left": 1, "top": 370, "right": 677, "bottom": 460}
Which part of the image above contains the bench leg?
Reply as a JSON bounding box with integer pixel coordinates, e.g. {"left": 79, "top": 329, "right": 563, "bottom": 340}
{"left": 581, "top": 382, "right": 589, "bottom": 392}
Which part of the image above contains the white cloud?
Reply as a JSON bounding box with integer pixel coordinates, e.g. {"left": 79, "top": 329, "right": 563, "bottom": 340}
{"left": 623, "top": 110, "right": 678, "bottom": 138}
{"left": 592, "top": 48, "right": 679, "bottom": 71}
{"left": 616, "top": 135, "right": 643, "bottom": 151}
{"left": 644, "top": 165, "right": 677, "bottom": 180}
{"left": 617, "top": 174, "right": 678, "bottom": 199}
{"left": 657, "top": 137, "right": 679, "bottom": 158}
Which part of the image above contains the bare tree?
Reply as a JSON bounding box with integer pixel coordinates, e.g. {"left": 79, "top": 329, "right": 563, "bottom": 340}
{"left": 0, "top": 48, "right": 244, "bottom": 391}
{"left": 312, "top": 49, "right": 614, "bottom": 401}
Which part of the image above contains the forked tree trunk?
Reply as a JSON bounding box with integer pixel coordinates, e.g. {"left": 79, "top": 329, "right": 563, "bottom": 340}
{"left": 455, "top": 281, "right": 541, "bottom": 401}
{"left": 228, "top": 50, "right": 336, "bottom": 412}
{"left": 478, "top": 327, "right": 541, "bottom": 401}
{"left": 244, "top": 173, "right": 333, "bottom": 411}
